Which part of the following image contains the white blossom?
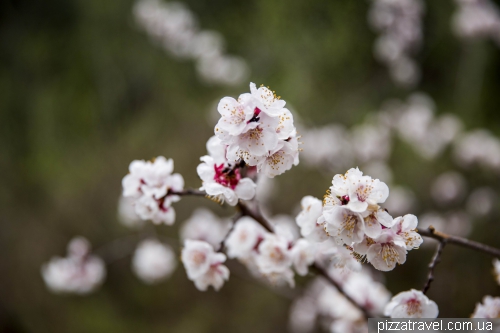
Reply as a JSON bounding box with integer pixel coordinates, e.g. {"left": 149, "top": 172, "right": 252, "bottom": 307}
{"left": 391, "top": 214, "right": 423, "bottom": 250}
{"left": 384, "top": 289, "right": 439, "bottom": 318}
{"left": 296, "top": 196, "right": 329, "bottom": 243}
{"left": 41, "top": 237, "right": 106, "bottom": 294}
{"left": 365, "top": 229, "right": 407, "bottom": 271}
{"left": 430, "top": 171, "right": 467, "bottom": 206}
{"left": 197, "top": 155, "right": 256, "bottom": 206}
{"left": 180, "top": 208, "right": 231, "bottom": 250}
{"left": 122, "top": 156, "right": 184, "bottom": 225}
{"left": 472, "top": 296, "right": 500, "bottom": 318}
{"left": 343, "top": 272, "right": 391, "bottom": 316}
{"left": 291, "top": 239, "right": 315, "bottom": 276}
{"left": 133, "top": 0, "right": 249, "bottom": 86}
{"left": 117, "top": 195, "right": 144, "bottom": 229}
{"left": 132, "top": 239, "right": 177, "bottom": 284}
{"left": 329, "top": 167, "right": 389, "bottom": 213}
{"left": 256, "top": 234, "right": 294, "bottom": 281}
{"left": 181, "top": 240, "right": 229, "bottom": 291}
{"left": 214, "top": 83, "right": 300, "bottom": 178}
{"left": 224, "top": 216, "right": 267, "bottom": 259}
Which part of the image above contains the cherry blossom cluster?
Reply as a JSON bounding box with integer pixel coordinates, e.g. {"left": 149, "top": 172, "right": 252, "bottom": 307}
{"left": 297, "top": 168, "right": 423, "bottom": 272}
{"left": 178, "top": 208, "right": 231, "bottom": 291}
{"left": 197, "top": 83, "right": 299, "bottom": 205}
{"left": 122, "top": 156, "right": 184, "bottom": 225}
{"left": 452, "top": 0, "right": 500, "bottom": 46}
{"left": 214, "top": 83, "right": 299, "bottom": 177}
{"left": 133, "top": 0, "right": 248, "bottom": 85}
{"left": 368, "top": 0, "right": 424, "bottom": 86}
{"left": 224, "top": 215, "right": 314, "bottom": 287}
{"left": 41, "top": 237, "right": 106, "bottom": 294}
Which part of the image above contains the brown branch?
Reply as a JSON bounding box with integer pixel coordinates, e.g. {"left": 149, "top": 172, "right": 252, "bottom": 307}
{"left": 236, "top": 201, "right": 274, "bottom": 232}
{"left": 236, "top": 199, "right": 370, "bottom": 320}
{"left": 311, "top": 262, "right": 370, "bottom": 320}
{"left": 422, "top": 239, "right": 446, "bottom": 294}
{"left": 418, "top": 226, "right": 500, "bottom": 258}
{"left": 169, "top": 188, "right": 207, "bottom": 197}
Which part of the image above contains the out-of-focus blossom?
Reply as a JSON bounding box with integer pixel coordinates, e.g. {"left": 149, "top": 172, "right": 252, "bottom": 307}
{"left": 132, "top": 239, "right": 177, "bottom": 284}
{"left": 453, "top": 0, "right": 500, "bottom": 45}
{"left": 383, "top": 186, "right": 416, "bottom": 217}
{"left": 362, "top": 161, "right": 393, "bottom": 184}
{"left": 343, "top": 272, "right": 391, "bottom": 316}
{"left": 454, "top": 129, "right": 500, "bottom": 171}
{"left": 384, "top": 289, "right": 439, "bottom": 318}
{"left": 180, "top": 208, "right": 231, "bottom": 250}
{"left": 296, "top": 196, "right": 329, "bottom": 243}
{"left": 181, "top": 240, "right": 229, "bottom": 291}
{"left": 301, "top": 125, "right": 354, "bottom": 171}
{"left": 291, "top": 239, "right": 315, "bottom": 276}
{"left": 256, "top": 234, "right": 295, "bottom": 287}
{"left": 430, "top": 171, "right": 467, "bottom": 206}
{"left": 288, "top": 296, "right": 317, "bottom": 333}
{"left": 117, "top": 196, "right": 144, "bottom": 229}
{"left": 42, "top": 237, "right": 106, "bottom": 294}
{"left": 419, "top": 210, "right": 472, "bottom": 238}
{"left": 133, "top": 0, "right": 249, "bottom": 85}
{"left": 472, "top": 296, "right": 500, "bottom": 318}
{"left": 368, "top": 0, "right": 425, "bottom": 87}
{"left": 466, "top": 187, "right": 497, "bottom": 217}
{"left": 351, "top": 124, "right": 391, "bottom": 163}
{"left": 224, "top": 216, "right": 266, "bottom": 258}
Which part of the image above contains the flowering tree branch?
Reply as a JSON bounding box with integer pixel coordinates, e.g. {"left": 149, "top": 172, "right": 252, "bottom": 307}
{"left": 422, "top": 239, "right": 447, "bottom": 295}
{"left": 418, "top": 226, "right": 500, "bottom": 258}
{"left": 171, "top": 187, "right": 372, "bottom": 318}
{"left": 237, "top": 198, "right": 371, "bottom": 320}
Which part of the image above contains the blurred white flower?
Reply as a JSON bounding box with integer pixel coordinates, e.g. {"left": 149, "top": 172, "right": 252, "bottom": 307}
{"left": 181, "top": 239, "right": 229, "bottom": 291}
{"left": 384, "top": 289, "right": 439, "bottom": 318}
{"left": 225, "top": 216, "right": 267, "bottom": 259}
{"left": 383, "top": 186, "right": 416, "bottom": 216}
{"left": 430, "top": 171, "right": 467, "bottom": 206}
{"left": 132, "top": 239, "right": 176, "bottom": 284}
{"left": 42, "top": 237, "right": 106, "bottom": 294}
{"left": 134, "top": 0, "right": 249, "bottom": 85}
{"left": 117, "top": 195, "right": 144, "bottom": 229}
{"left": 466, "top": 187, "right": 497, "bottom": 217}
{"left": 180, "top": 208, "right": 231, "bottom": 251}
{"left": 472, "top": 296, "right": 500, "bottom": 318}
{"left": 291, "top": 239, "right": 315, "bottom": 276}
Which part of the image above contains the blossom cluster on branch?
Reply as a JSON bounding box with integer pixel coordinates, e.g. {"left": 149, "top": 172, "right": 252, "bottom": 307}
{"left": 40, "top": 82, "right": 500, "bottom": 333}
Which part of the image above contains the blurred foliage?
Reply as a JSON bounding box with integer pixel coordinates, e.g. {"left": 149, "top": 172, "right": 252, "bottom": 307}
{"left": 1, "top": 0, "right": 500, "bottom": 332}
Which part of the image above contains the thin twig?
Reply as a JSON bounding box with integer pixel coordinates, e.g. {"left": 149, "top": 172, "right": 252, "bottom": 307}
{"left": 237, "top": 201, "right": 274, "bottom": 232}
{"left": 422, "top": 239, "right": 446, "bottom": 294}
{"left": 311, "top": 262, "right": 370, "bottom": 320}
{"left": 236, "top": 198, "right": 370, "bottom": 320}
{"left": 169, "top": 189, "right": 207, "bottom": 197}
{"left": 418, "top": 226, "right": 500, "bottom": 258}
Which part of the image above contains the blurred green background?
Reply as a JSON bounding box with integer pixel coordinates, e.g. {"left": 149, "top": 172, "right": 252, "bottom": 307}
{"left": 1, "top": 0, "right": 500, "bottom": 332}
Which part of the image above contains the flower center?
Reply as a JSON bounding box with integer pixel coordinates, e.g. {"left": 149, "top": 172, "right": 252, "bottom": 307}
{"left": 248, "top": 107, "right": 262, "bottom": 123}
{"left": 405, "top": 298, "right": 422, "bottom": 316}
{"left": 356, "top": 184, "right": 373, "bottom": 202}
{"left": 213, "top": 164, "right": 241, "bottom": 190}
